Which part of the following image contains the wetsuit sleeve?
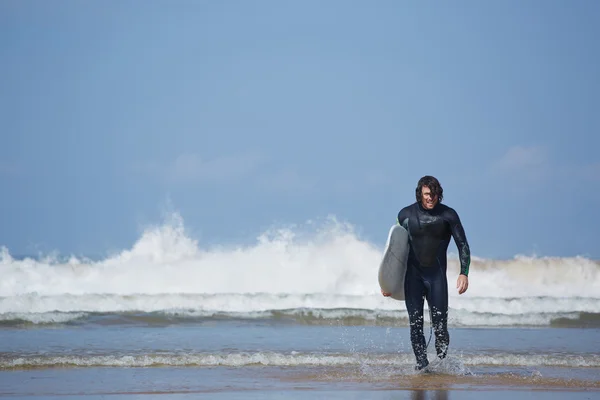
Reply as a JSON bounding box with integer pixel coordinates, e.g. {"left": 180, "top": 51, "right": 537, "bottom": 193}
{"left": 447, "top": 209, "right": 471, "bottom": 276}
{"left": 397, "top": 207, "right": 410, "bottom": 229}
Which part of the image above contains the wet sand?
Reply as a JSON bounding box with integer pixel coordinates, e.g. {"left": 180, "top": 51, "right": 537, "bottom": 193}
{"left": 1, "top": 363, "right": 598, "bottom": 399}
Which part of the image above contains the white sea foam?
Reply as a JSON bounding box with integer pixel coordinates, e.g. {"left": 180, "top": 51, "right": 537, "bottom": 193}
{"left": 0, "top": 213, "right": 598, "bottom": 325}
{"left": 0, "top": 293, "right": 597, "bottom": 327}
{"left": 3, "top": 351, "right": 599, "bottom": 369}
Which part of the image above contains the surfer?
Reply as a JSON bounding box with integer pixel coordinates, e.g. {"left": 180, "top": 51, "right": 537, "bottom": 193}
{"left": 382, "top": 175, "right": 471, "bottom": 371}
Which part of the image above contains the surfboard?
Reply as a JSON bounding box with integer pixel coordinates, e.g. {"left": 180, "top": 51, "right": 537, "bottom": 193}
{"left": 378, "top": 224, "right": 410, "bottom": 301}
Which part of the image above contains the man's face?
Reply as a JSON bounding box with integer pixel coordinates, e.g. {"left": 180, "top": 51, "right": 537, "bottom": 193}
{"left": 421, "top": 186, "right": 439, "bottom": 210}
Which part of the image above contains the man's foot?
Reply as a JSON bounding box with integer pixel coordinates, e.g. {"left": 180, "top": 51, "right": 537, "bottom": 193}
{"left": 414, "top": 360, "right": 430, "bottom": 372}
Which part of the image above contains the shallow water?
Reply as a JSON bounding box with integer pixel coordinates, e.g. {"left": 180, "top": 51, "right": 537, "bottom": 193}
{"left": 1, "top": 322, "right": 599, "bottom": 398}
{"left": 1, "top": 221, "right": 599, "bottom": 398}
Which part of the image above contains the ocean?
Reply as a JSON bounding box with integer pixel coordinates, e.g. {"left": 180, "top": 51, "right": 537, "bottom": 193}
{"left": 1, "top": 215, "right": 599, "bottom": 398}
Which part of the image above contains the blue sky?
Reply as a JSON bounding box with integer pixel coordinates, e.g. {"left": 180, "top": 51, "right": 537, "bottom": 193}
{"left": 1, "top": 1, "right": 599, "bottom": 259}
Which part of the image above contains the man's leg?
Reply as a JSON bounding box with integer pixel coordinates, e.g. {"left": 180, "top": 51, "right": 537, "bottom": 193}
{"left": 404, "top": 267, "right": 428, "bottom": 369}
{"left": 425, "top": 270, "right": 450, "bottom": 360}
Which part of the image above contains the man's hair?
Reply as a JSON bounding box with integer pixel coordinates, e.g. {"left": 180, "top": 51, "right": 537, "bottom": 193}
{"left": 415, "top": 175, "right": 444, "bottom": 203}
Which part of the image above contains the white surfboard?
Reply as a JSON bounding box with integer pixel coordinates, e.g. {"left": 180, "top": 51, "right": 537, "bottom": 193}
{"left": 378, "top": 224, "right": 410, "bottom": 301}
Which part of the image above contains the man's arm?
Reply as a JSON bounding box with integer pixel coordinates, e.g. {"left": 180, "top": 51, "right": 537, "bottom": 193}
{"left": 447, "top": 208, "right": 471, "bottom": 276}
{"left": 397, "top": 207, "right": 410, "bottom": 229}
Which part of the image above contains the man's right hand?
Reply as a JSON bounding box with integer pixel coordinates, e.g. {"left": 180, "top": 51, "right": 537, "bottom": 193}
{"left": 381, "top": 289, "right": 391, "bottom": 297}
{"left": 457, "top": 274, "right": 469, "bottom": 295}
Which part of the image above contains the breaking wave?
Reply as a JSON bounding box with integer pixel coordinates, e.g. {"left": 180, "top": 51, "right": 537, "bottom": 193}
{"left": 1, "top": 213, "right": 598, "bottom": 327}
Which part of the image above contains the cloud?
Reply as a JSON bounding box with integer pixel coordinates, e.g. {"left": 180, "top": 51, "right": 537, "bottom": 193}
{"left": 133, "top": 154, "right": 321, "bottom": 195}
{"left": 363, "top": 170, "right": 390, "bottom": 186}
{"left": 333, "top": 170, "right": 391, "bottom": 194}
{"left": 254, "top": 168, "right": 317, "bottom": 194}
{"left": 251, "top": 166, "right": 392, "bottom": 196}
{"left": 134, "top": 152, "right": 263, "bottom": 184}
{"left": 167, "top": 153, "right": 262, "bottom": 183}
{"left": 494, "top": 145, "right": 548, "bottom": 172}
{"left": 491, "top": 145, "right": 600, "bottom": 188}
{"left": 491, "top": 145, "right": 550, "bottom": 183}
{"left": 132, "top": 154, "right": 407, "bottom": 197}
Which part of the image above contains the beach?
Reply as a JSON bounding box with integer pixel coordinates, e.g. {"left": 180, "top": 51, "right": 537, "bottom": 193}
{"left": 1, "top": 221, "right": 599, "bottom": 398}
{"left": 1, "top": 319, "right": 599, "bottom": 398}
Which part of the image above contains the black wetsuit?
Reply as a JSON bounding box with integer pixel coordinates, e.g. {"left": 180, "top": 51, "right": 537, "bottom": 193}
{"left": 397, "top": 201, "right": 470, "bottom": 369}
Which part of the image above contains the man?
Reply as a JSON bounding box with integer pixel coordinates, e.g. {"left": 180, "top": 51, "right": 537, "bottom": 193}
{"left": 382, "top": 175, "right": 470, "bottom": 371}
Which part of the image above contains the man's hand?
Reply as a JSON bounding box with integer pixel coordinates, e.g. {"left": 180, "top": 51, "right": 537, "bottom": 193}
{"left": 381, "top": 289, "right": 391, "bottom": 297}
{"left": 457, "top": 274, "right": 469, "bottom": 295}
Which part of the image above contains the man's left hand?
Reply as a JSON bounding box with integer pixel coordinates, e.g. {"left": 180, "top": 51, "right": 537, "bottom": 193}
{"left": 457, "top": 274, "right": 469, "bottom": 295}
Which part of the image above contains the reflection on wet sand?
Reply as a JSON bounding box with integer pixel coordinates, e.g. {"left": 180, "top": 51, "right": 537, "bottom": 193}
{"left": 281, "top": 365, "right": 600, "bottom": 391}
{"left": 410, "top": 389, "right": 448, "bottom": 400}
